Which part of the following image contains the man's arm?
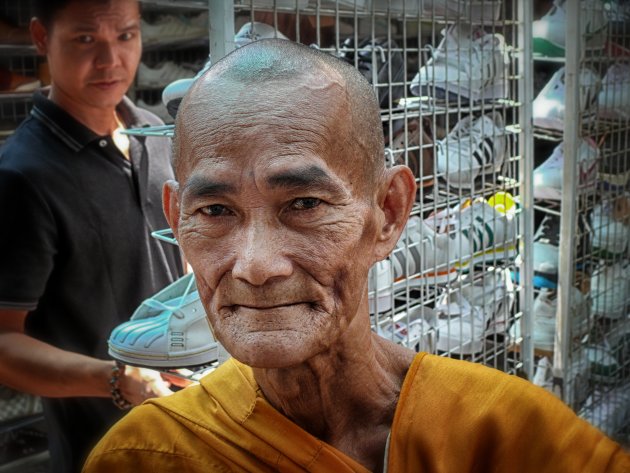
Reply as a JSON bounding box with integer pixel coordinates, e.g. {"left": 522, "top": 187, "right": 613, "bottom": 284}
{"left": 0, "top": 309, "right": 172, "bottom": 404}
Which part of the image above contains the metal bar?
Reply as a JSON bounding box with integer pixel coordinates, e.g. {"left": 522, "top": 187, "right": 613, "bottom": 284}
{"left": 208, "top": 0, "right": 235, "bottom": 61}
{"left": 554, "top": 0, "right": 581, "bottom": 404}
{"left": 517, "top": 0, "right": 535, "bottom": 380}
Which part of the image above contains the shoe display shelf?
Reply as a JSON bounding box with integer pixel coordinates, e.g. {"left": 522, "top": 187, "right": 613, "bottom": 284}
{"left": 527, "top": 0, "right": 630, "bottom": 441}
{"left": 0, "top": 2, "right": 45, "bottom": 145}
{"left": 118, "top": 1, "right": 534, "bottom": 382}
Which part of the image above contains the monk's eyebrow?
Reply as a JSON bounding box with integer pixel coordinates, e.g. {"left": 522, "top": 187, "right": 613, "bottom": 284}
{"left": 266, "top": 165, "right": 346, "bottom": 195}
{"left": 183, "top": 176, "right": 236, "bottom": 199}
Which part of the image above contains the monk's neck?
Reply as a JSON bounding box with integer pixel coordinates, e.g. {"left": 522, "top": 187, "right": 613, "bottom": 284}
{"left": 253, "top": 323, "right": 415, "bottom": 471}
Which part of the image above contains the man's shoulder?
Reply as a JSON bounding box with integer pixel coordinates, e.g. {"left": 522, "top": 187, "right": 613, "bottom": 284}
{"left": 0, "top": 117, "right": 53, "bottom": 170}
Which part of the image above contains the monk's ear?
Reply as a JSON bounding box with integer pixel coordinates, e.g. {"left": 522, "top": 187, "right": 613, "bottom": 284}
{"left": 163, "top": 180, "right": 181, "bottom": 240}
{"left": 372, "top": 165, "right": 416, "bottom": 261}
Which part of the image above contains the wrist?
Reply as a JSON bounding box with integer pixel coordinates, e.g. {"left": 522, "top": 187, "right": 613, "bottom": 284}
{"left": 109, "top": 361, "right": 132, "bottom": 410}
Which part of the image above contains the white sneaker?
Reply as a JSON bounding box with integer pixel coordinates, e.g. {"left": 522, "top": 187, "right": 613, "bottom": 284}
{"left": 410, "top": 23, "right": 509, "bottom": 103}
{"left": 533, "top": 66, "right": 601, "bottom": 131}
{"left": 368, "top": 216, "right": 457, "bottom": 314}
{"left": 590, "top": 260, "right": 630, "bottom": 320}
{"left": 137, "top": 99, "right": 173, "bottom": 124}
{"left": 108, "top": 273, "right": 220, "bottom": 368}
{"left": 234, "top": 21, "right": 289, "bottom": 48}
{"left": 579, "top": 382, "right": 630, "bottom": 436}
{"left": 592, "top": 196, "right": 630, "bottom": 258}
{"left": 533, "top": 138, "right": 599, "bottom": 200}
{"left": 141, "top": 12, "right": 209, "bottom": 46}
{"left": 137, "top": 61, "right": 196, "bottom": 89}
{"left": 533, "top": 0, "right": 608, "bottom": 57}
{"left": 435, "top": 268, "right": 515, "bottom": 355}
{"left": 532, "top": 215, "right": 560, "bottom": 289}
{"left": 375, "top": 305, "right": 438, "bottom": 352}
{"left": 597, "top": 62, "right": 630, "bottom": 120}
{"left": 426, "top": 192, "right": 518, "bottom": 271}
{"left": 436, "top": 111, "right": 507, "bottom": 189}
{"left": 370, "top": 0, "right": 502, "bottom": 20}
{"left": 509, "top": 287, "right": 590, "bottom": 352}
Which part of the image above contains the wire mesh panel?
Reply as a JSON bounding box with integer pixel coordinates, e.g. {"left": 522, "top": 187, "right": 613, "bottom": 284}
{"left": 531, "top": 0, "right": 630, "bottom": 444}
{"left": 219, "top": 0, "right": 529, "bottom": 378}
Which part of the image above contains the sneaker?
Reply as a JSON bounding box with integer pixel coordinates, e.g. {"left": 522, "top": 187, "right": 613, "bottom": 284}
{"left": 509, "top": 287, "right": 590, "bottom": 352}
{"left": 435, "top": 111, "right": 507, "bottom": 189}
{"left": 533, "top": 138, "right": 599, "bottom": 201}
{"left": 108, "top": 273, "right": 220, "bottom": 368}
{"left": 162, "top": 57, "right": 212, "bottom": 119}
{"left": 587, "top": 344, "right": 622, "bottom": 384}
{"left": 141, "top": 12, "right": 209, "bottom": 46}
{"left": 137, "top": 99, "right": 173, "bottom": 124}
{"left": 579, "top": 382, "right": 630, "bottom": 436}
{"left": 590, "top": 260, "right": 630, "bottom": 320}
{"left": 425, "top": 192, "right": 518, "bottom": 270}
{"left": 533, "top": 66, "right": 601, "bottom": 131}
{"left": 371, "top": 0, "right": 502, "bottom": 21}
{"left": 137, "top": 61, "right": 196, "bottom": 89}
{"left": 533, "top": 0, "right": 608, "bottom": 57}
{"left": 599, "top": 131, "right": 630, "bottom": 188}
{"left": 234, "top": 21, "right": 289, "bottom": 48}
{"left": 531, "top": 215, "right": 560, "bottom": 288}
{"left": 387, "top": 117, "right": 434, "bottom": 188}
{"left": 410, "top": 23, "right": 509, "bottom": 103}
{"left": 368, "top": 216, "right": 457, "bottom": 313}
{"left": 435, "top": 268, "right": 515, "bottom": 355}
{"left": 592, "top": 196, "right": 630, "bottom": 258}
{"left": 375, "top": 305, "right": 438, "bottom": 352}
{"left": 338, "top": 36, "right": 405, "bottom": 109}
{"left": 597, "top": 62, "right": 630, "bottom": 120}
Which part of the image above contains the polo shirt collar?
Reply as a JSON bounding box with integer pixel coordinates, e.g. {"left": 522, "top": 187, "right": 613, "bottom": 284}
{"left": 30, "top": 91, "right": 151, "bottom": 152}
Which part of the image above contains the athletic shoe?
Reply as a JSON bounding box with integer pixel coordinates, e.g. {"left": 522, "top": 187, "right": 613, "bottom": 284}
{"left": 532, "top": 214, "right": 560, "bottom": 288}
{"left": 533, "top": 138, "right": 599, "bottom": 201}
{"left": 509, "top": 287, "right": 590, "bottom": 352}
{"left": 425, "top": 192, "right": 518, "bottom": 270}
{"left": 599, "top": 130, "right": 630, "bottom": 189}
{"left": 141, "top": 12, "right": 209, "bottom": 46}
{"left": 579, "top": 382, "right": 630, "bottom": 436}
{"left": 590, "top": 260, "right": 630, "bottom": 320}
{"left": 108, "top": 273, "right": 220, "bottom": 368}
{"left": 234, "top": 21, "right": 289, "bottom": 48}
{"left": 339, "top": 36, "right": 405, "bottom": 109}
{"left": 592, "top": 196, "right": 630, "bottom": 259}
{"left": 533, "top": 66, "right": 601, "bottom": 131}
{"left": 162, "top": 57, "right": 212, "bottom": 119}
{"left": 435, "top": 111, "right": 507, "bottom": 189}
{"left": 0, "top": 67, "right": 40, "bottom": 93}
{"left": 597, "top": 62, "right": 630, "bottom": 120}
{"left": 371, "top": 0, "right": 502, "bottom": 20}
{"left": 368, "top": 216, "right": 457, "bottom": 313}
{"left": 137, "top": 99, "right": 173, "bottom": 124}
{"left": 410, "top": 23, "right": 509, "bottom": 103}
{"left": 532, "top": 349, "right": 591, "bottom": 407}
{"left": 137, "top": 61, "right": 196, "bottom": 89}
{"left": 387, "top": 117, "right": 434, "bottom": 188}
{"left": 435, "top": 268, "right": 515, "bottom": 355}
{"left": 587, "top": 344, "right": 622, "bottom": 383}
{"left": 375, "top": 305, "right": 438, "bottom": 352}
{"left": 533, "top": 0, "right": 608, "bottom": 58}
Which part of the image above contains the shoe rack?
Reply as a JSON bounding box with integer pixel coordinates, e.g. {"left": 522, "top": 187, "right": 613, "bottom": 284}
{"left": 531, "top": 0, "right": 630, "bottom": 443}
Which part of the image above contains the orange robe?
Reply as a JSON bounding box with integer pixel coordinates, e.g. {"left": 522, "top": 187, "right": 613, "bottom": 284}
{"left": 84, "top": 354, "right": 630, "bottom": 472}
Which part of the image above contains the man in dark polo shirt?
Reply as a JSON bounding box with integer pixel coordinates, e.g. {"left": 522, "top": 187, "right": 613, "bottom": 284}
{"left": 0, "top": 0, "right": 183, "bottom": 471}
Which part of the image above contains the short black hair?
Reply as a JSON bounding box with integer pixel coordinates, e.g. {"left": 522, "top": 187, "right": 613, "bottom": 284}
{"left": 32, "top": 0, "right": 141, "bottom": 29}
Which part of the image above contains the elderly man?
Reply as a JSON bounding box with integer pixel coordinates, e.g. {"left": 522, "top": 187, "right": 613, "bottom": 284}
{"left": 84, "top": 40, "right": 630, "bottom": 473}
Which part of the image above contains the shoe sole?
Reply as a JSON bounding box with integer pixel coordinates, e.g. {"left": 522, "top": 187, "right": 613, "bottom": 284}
{"left": 454, "top": 244, "right": 518, "bottom": 270}
{"left": 421, "top": 80, "right": 507, "bottom": 103}
{"left": 108, "top": 343, "right": 219, "bottom": 368}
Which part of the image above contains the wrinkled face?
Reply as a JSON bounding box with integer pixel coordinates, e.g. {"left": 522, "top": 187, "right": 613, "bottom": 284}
{"left": 170, "top": 75, "right": 381, "bottom": 368}
{"left": 38, "top": 0, "right": 141, "bottom": 111}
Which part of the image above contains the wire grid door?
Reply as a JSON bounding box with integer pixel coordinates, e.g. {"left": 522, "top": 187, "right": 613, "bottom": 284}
{"left": 541, "top": 0, "right": 630, "bottom": 443}
{"left": 224, "top": 0, "right": 531, "bottom": 378}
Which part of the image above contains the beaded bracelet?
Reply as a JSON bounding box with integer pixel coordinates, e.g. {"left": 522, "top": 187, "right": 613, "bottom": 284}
{"left": 109, "top": 361, "right": 132, "bottom": 410}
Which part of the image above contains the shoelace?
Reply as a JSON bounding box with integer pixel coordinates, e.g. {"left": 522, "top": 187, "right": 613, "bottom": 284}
{"left": 142, "top": 275, "right": 197, "bottom": 320}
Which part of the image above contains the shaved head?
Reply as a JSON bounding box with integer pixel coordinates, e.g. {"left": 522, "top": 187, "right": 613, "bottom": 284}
{"left": 173, "top": 39, "right": 385, "bottom": 194}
